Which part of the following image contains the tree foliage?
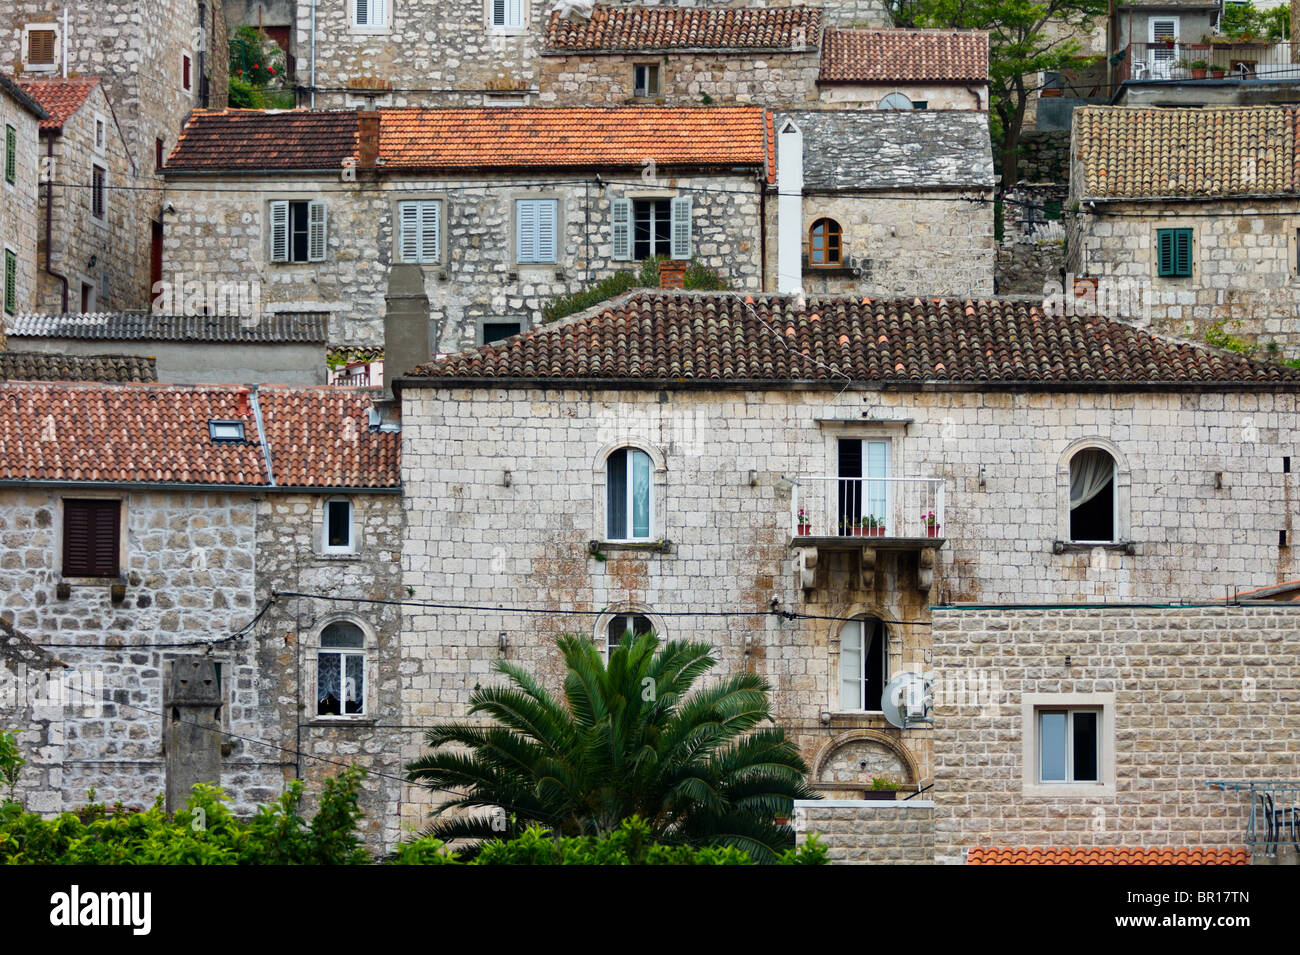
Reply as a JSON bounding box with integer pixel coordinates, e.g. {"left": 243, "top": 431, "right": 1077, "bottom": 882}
{"left": 228, "top": 25, "right": 293, "bottom": 109}
{"left": 405, "top": 632, "right": 816, "bottom": 863}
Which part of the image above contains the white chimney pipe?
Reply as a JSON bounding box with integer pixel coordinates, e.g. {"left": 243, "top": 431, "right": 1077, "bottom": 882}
{"left": 777, "top": 118, "right": 804, "bottom": 296}
{"left": 62, "top": 7, "right": 68, "bottom": 78}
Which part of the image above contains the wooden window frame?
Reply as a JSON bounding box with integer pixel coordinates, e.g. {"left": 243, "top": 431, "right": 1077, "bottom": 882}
{"left": 809, "top": 217, "right": 843, "bottom": 267}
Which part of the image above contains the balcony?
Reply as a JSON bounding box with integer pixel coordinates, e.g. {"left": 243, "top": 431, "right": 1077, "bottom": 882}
{"left": 789, "top": 477, "right": 944, "bottom": 592}
{"left": 1207, "top": 780, "right": 1300, "bottom": 862}
{"left": 1121, "top": 40, "right": 1296, "bottom": 83}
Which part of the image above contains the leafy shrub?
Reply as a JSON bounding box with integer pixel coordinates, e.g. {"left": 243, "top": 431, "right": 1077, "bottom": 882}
{"left": 0, "top": 729, "right": 24, "bottom": 803}
{"left": 540, "top": 271, "right": 637, "bottom": 323}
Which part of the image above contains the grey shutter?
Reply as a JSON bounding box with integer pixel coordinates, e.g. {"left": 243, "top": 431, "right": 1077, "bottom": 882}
{"left": 508, "top": 0, "right": 523, "bottom": 27}
{"left": 270, "top": 200, "right": 290, "bottom": 262}
{"left": 517, "top": 200, "right": 537, "bottom": 263}
{"left": 538, "top": 199, "right": 557, "bottom": 263}
{"left": 611, "top": 197, "right": 631, "bottom": 261}
{"left": 493, "top": 0, "right": 506, "bottom": 26}
{"left": 399, "top": 202, "right": 420, "bottom": 263}
{"left": 356, "top": 0, "right": 369, "bottom": 26}
{"left": 308, "top": 200, "right": 327, "bottom": 262}
{"left": 670, "top": 196, "right": 692, "bottom": 260}
{"left": 420, "top": 201, "right": 439, "bottom": 262}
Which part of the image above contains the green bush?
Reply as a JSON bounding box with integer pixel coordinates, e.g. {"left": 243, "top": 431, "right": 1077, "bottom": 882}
{"left": 540, "top": 270, "right": 637, "bottom": 323}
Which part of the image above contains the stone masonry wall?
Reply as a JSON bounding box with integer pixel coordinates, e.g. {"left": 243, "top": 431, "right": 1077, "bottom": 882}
{"left": 397, "top": 380, "right": 1299, "bottom": 830}
{"left": 163, "top": 170, "right": 764, "bottom": 346}
{"left": 1067, "top": 195, "right": 1300, "bottom": 360}
{"left": 1, "top": 85, "right": 42, "bottom": 320}
{"left": 930, "top": 605, "right": 1300, "bottom": 862}
{"left": 796, "top": 801, "right": 935, "bottom": 864}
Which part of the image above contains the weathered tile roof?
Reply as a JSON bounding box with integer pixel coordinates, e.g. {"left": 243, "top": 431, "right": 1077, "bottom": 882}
{"left": 0, "top": 383, "right": 399, "bottom": 488}
{"left": 0, "top": 75, "right": 49, "bottom": 121}
{"left": 5, "top": 312, "right": 328, "bottom": 343}
{"left": 164, "top": 107, "right": 772, "bottom": 173}
{"left": 545, "top": 4, "right": 821, "bottom": 52}
{"left": 778, "top": 110, "right": 994, "bottom": 190}
{"left": 0, "top": 351, "right": 158, "bottom": 383}
{"left": 0, "top": 615, "right": 64, "bottom": 674}
{"left": 378, "top": 107, "right": 771, "bottom": 171}
{"left": 15, "top": 77, "right": 100, "bottom": 132}
{"left": 164, "top": 108, "right": 359, "bottom": 171}
{"left": 819, "top": 29, "right": 989, "bottom": 84}
{"left": 1074, "top": 105, "right": 1300, "bottom": 200}
{"left": 405, "top": 291, "right": 1300, "bottom": 387}
{"left": 968, "top": 846, "right": 1250, "bottom": 865}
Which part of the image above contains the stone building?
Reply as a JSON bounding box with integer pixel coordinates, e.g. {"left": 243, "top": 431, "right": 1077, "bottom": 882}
{"left": 16, "top": 79, "right": 146, "bottom": 314}
{"left": 0, "top": 381, "right": 404, "bottom": 847}
{"left": 393, "top": 288, "right": 1300, "bottom": 834}
{"left": 0, "top": 76, "right": 46, "bottom": 325}
{"left": 161, "top": 106, "right": 772, "bottom": 347}
{"left": 769, "top": 110, "right": 996, "bottom": 298}
{"left": 1068, "top": 104, "right": 1300, "bottom": 359}
{"left": 815, "top": 27, "right": 988, "bottom": 110}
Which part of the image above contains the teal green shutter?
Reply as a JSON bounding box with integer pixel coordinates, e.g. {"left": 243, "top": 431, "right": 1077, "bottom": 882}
{"left": 4, "top": 249, "right": 16, "bottom": 315}
{"left": 1174, "top": 229, "right": 1192, "bottom": 276}
{"left": 1157, "top": 228, "right": 1192, "bottom": 277}
{"left": 4, "top": 125, "right": 14, "bottom": 185}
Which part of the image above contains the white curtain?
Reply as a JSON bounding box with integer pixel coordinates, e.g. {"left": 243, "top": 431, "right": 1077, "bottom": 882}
{"left": 1070, "top": 449, "right": 1114, "bottom": 508}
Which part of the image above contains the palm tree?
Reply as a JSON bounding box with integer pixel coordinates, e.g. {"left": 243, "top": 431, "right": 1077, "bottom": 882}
{"left": 405, "top": 632, "right": 816, "bottom": 863}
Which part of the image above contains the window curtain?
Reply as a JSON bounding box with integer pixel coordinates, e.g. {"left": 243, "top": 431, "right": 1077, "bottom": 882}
{"left": 1070, "top": 449, "right": 1114, "bottom": 509}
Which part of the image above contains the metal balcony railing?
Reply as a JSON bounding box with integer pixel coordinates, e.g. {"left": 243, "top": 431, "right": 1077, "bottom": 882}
{"left": 791, "top": 476, "right": 945, "bottom": 541}
{"left": 1206, "top": 780, "right": 1300, "bottom": 856}
{"left": 1122, "top": 41, "right": 1299, "bottom": 82}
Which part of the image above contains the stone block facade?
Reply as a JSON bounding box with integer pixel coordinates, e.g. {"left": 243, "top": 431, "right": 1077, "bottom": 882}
{"left": 795, "top": 800, "right": 935, "bottom": 864}
{"left": 930, "top": 604, "right": 1300, "bottom": 863}
{"left": 0, "top": 83, "right": 42, "bottom": 321}
{"left": 162, "top": 171, "right": 763, "bottom": 346}
{"left": 1066, "top": 197, "right": 1300, "bottom": 360}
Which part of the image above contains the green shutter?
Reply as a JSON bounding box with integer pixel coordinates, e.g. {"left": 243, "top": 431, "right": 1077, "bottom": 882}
{"left": 1174, "top": 229, "right": 1192, "bottom": 276}
{"left": 4, "top": 249, "right": 16, "bottom": 315}
{"left": 4, "top": 125, "right": 14, "bottom": 185}
{"left": 1157, "top": 228, "right": 1193, "bottom": 277}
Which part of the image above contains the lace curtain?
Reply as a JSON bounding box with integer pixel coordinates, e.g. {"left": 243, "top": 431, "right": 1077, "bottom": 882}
{"left": 1070, "top": 449, "right": 1114, "bottom": 508}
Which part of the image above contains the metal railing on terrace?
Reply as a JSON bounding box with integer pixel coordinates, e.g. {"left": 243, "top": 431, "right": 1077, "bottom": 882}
{"left": 791, "top": 476, "right": 945, "bottom": 541}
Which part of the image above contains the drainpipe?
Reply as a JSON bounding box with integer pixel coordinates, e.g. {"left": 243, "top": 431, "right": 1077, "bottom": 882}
{"left": 44, "top": 137, "right": 70, "bottom": 313}
{"left": 310, "top": 0, "right": 317, "bottom": 108}
{"left": 197, "top": 2, "right": 207, "bottom": 108}
{"left": 758, "top": 171, "right": 767, "bottom": 291}
{"left": 62, "top": 7, "right": 68, "bottom": 78}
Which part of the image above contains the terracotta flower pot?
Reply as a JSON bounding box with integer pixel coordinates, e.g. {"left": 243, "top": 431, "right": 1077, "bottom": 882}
{"left": 926, "top": 524, "right": 940, "bottom": 538}
{"left": 797, "top": 525, "right": 810, "bottom": 536}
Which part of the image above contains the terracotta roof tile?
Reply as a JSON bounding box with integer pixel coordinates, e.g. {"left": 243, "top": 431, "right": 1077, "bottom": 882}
{"left": 546, "top": 4, "right": 822, "bottom": 52}
{"left": 820, "top": 29, "right": 989, "bottom": 84}
{"left": 0, "top": 383, "right": 398, "bottom": 488}
{"left": 1075, "top": 105, "right": 1300, "bottom": 200}
{"left": 0, "top": 352, "right": 158, "bottom": 383}
{"left": 406, "top": 291, "right": 1300, "bottom": 387}
{"left": 968, "top": 846, "right": 1251, "bottom": 865}
{"left": 15, "top": 77, "right": 101, "bottom": 132}
{"left": 164, "top": 109, "right": 360, "bottom": 171}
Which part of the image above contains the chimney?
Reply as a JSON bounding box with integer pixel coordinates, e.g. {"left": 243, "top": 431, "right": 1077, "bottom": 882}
{"left": 383, "top": 264, "right": 431, "bottom": 399}
{"left": 776, "top": 117, "right": 804, "bottom": 296}
{"left": 235, "top": 387, "right": 251, "bottom": 416}
{"left": 358, "top": 108, "right": 381, "bottom": 169}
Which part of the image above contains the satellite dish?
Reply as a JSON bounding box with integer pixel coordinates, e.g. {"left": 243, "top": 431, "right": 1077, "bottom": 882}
{"left": 882, "top": 671, "right": 933, "bottom": 729}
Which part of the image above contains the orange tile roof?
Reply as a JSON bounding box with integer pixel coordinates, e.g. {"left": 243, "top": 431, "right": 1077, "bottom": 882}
{"left": 819, "top": 29, "right": 989, "bottom": 84}
{"left": 377, "top": 107, "right": 771, "bottom": 171}
{"left": 0, "top": 383, "right": 398, "bottom": 488}
{"left": 546, "top": 4, "right": 822, "bottom": 52}
{"left": 16, "top": 77, "right": 101, "bottom": 132}
{"left": 968, "top": 846, "right": 1251, "bottom": 865}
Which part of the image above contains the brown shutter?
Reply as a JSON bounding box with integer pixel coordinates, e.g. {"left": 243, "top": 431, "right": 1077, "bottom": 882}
{"left": 28, "top": 30, "right": 56, "bottom": 65}
{"left": 63, "top": 500, "right": 121, "bottom": 577}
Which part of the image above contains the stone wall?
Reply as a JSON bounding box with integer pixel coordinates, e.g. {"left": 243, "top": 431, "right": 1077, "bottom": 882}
{"left": 1066, "top": 194, "right": 1300, "bottom": 360}
{"left": 1, "top": 85, "right": 41, "bottom": 320}
{"left": 995, "top": 240, "right": 1064, "bottom": 296}
{"left": 162, "top": 170, "right": 764, "bottom": 346}
{"left": 763, "top": 191, "right": 996, "bottom": 298}
{"left": 397, "top": 379, "right": 1300, "bottom": 829}
{"left": 930, "top": 604, "right": 1300, "bottom": 862}
{"left": 818, "top": 83, "right": 985, "bottom": 110}
{"left": 796, "top": 800, "right": 935, "bottom": 864}
{"left": 1014, "top": 130, "right": 1070, "bottom": 184}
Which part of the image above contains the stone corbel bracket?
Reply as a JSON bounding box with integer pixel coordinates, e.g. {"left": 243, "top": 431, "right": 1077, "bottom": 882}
{"left": 918, "top": 548, "right": 935, "bottom": 592}
{"left": 857, "top": 547, "right": 876, "bottom": 592}
{"left": 794, "top": 546, "right": 818, "bottom": 593}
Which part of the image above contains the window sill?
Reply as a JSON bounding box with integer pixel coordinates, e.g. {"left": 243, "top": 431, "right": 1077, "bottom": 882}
{"left": 589, "top": 539, "right": 673, "bottom": 555}
{"left": 1022, "top": 782, "right": 1115, "bottom": 798}
{"left": 306, "top": 716, "right": 376, "bottom": 727}
{"left": 1053, "top": 540, "right": 1136, "bottom": 555}
{"left": 803, "top": 266, "right": 857, "bottom": 278}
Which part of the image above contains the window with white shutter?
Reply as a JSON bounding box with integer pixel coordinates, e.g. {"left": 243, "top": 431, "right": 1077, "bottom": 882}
{"left": 270, "top": 200, "right": 290, "bottom": 262}
{"left": 611, "top": 197, "right": 631, "bottom": 261}
{"left": 397, "top": 200, "right": 441, "bottom": 263}
{"left": 670, "top": 196, "right": 692, "bottom": 260}
{"left": 492, "top": 0, "right": 524, "bottom": 28}
{"left": 270, "top": 201, "right": 327, "bottom": 263}
{"left": 516, "top": 198, "right": 557, "bottom": 264}
{"left": 355, "top": 0, "right": 387, "bottom": 28}
{"left": 308, "top": 201, "right": 327, "bottom": 262}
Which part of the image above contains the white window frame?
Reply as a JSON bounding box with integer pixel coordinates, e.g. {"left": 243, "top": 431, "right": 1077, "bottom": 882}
{"left": 22, "top": 24, "right": 59, "bottom": 73}
{"left": 316, "top": 620, "right": 369, "bottom": 719}
{"left": 182, "top": 53, "right": 193, "bottom": 92}
{"left": 1022, "top": 693, "right": 1115, "bottom": 796}
{"left": 515, "top": 197, "right": 558, "bottom": 265}
{"left": 633, "top": 63, "right": 660, "bottom": 98}
{"left": 93, "top": 115, "right": 107, "bottom": 155}
{"left": 489, "top": 0, "right": 526, "bottom": 32}
{"left": 270, "top": 199, "right": 328, "bottom": 263}
{"left": 605, "top": 446, "right": 654, "bottom": 542}
{"left": 351, "top": 0, "right": 391, "bottom": 32}
{"left": 1147, "top": 17, "right": 1180, "bottom": 79}
{"left": 837, "top": 616, "right": 889, "bottom": 713}
{"left": 396, "top": 198, "right": 442, "bottom": 264}
{"left": 597, "top": 608, "right": 664, "bottom": 661}
{"left": 878, "top": 91, "right": 914, "bottom": 110}
{"left": 476, "top": 315, "right": 529, "bottom": 346}
{"left": 612, "top": 195, "right": 692, "bottom": 262}
{"left": 1066, "top": 446, "right": 1118, "bottom": 545}
{"left": 322, "top": 497, "right": 356, "bottom": 554}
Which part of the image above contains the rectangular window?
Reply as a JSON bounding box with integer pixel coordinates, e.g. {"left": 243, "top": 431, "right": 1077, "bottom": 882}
{"left": 26, "top": 28, "right": 57, "bottom": 68}
{"left": 156, "top": 138, "right": 165, "bottom": 173}
{"left": 515, "top": 198, "right": 558, "bottom": 264}
{"left": 478, "top": 317, "right": 525, "bottom": 345}
{"left": 91, "top": 164, "right": 106, "bottom": 220}
{"left": 62, "top": 499, "right": 121, "bottom": 578}
{"left": 270, "top": 200, "right": 327, "bottom": 262}
{"left": 3, "top": 249, "right": 16, "bottom": 315}
{"left": 837, "top": 438, "right": 890, "bottom": 535}
{"left": 1156, "top": 227, "right": 1192, "bottom": 277}
{"left": 94, "top": 118, "right": 106, "bottom": 153}
{"left": 613, "top": 197, "right": 693, "bottom": 261}
{"left": 633, "top": 64, "right": 660, "bottom": 98}
{"left": 606, "top": 447, "right": 652, "bottom": 540}
{"left": 492, "top": 0, "right": 524, "bottom": 28}
{"left": 1038, "top": 709, "right": 1100, "bottom": 783}
{"left": 80, "top": 281, "right": 94, "bottom": 312}
{"left": 397, "top": 199, "right": 441, "bottom": 264}
{"left": 5, "top": 125, "right": 15, "bottom": 185}
{"left": 838, "top": 617, "right": 887, "bottom": 711}
{"left": 183, "top": 54, "right": 192, "bottom": 91}
{"left": 324, "top": 499, "right": 354, "bottom": 553}
{"left": 354, "top": 0, "right": 388, "bottom": 27}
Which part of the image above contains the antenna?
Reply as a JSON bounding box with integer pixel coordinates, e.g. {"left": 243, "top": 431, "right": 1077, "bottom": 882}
{"left": 882, "top": 671, "right": 933, "bottom": 730}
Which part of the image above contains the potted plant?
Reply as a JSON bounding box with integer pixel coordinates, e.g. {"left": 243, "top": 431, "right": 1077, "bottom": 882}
{"left": 1189, "top": 59, "right": 1210, "bottom": 78}
{"left": 1211, "top": 66, "right": 1226, "bottom": 79}
{"left": 864, "top": 776, "right": 904, "bottom": 800}
{"left": 853, "top": 516, "right": 867, "bottom": 536}
{"left": 865, "top": 514, "right": 886, "bottom": 537}
{"left": 921, "top": 511, "right": 940, "bottom": 537}
{"left": 797, "top": 509, "right": 811, "bottom": 536}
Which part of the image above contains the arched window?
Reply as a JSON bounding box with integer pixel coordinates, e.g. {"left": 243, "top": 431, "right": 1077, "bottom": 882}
{"left": 809, "top": 218, "right": 842, "bottom": 267}
{"left": 1069, "top": 448, "right": 1116, "bottom": 542}
{"left": 318, "top": 621, "right": 366, "bottom": 717}
{"left": 878, "top": 92, "right": 914, "bottom": 110}
{"left": 605, "top": 612, "right": 655, "bottom": 658}
{"left": 606, "top": 447, "right": 653, "bottom": 540}
{"left": 839, "top": 616, "right": 888, "bottom": 712}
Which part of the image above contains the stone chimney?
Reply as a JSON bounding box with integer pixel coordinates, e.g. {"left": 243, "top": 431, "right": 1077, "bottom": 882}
{"left": 164, "top": 656, "right": 223, "bottom": 814}
{"left": 383, "top": 263, "right": 431, "bottom": 398}
{"left": 358, "top": 108, "right": 381, "bottom": 169}
{"left": 776, "top": 117, "right": 804, "bottom": 296}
